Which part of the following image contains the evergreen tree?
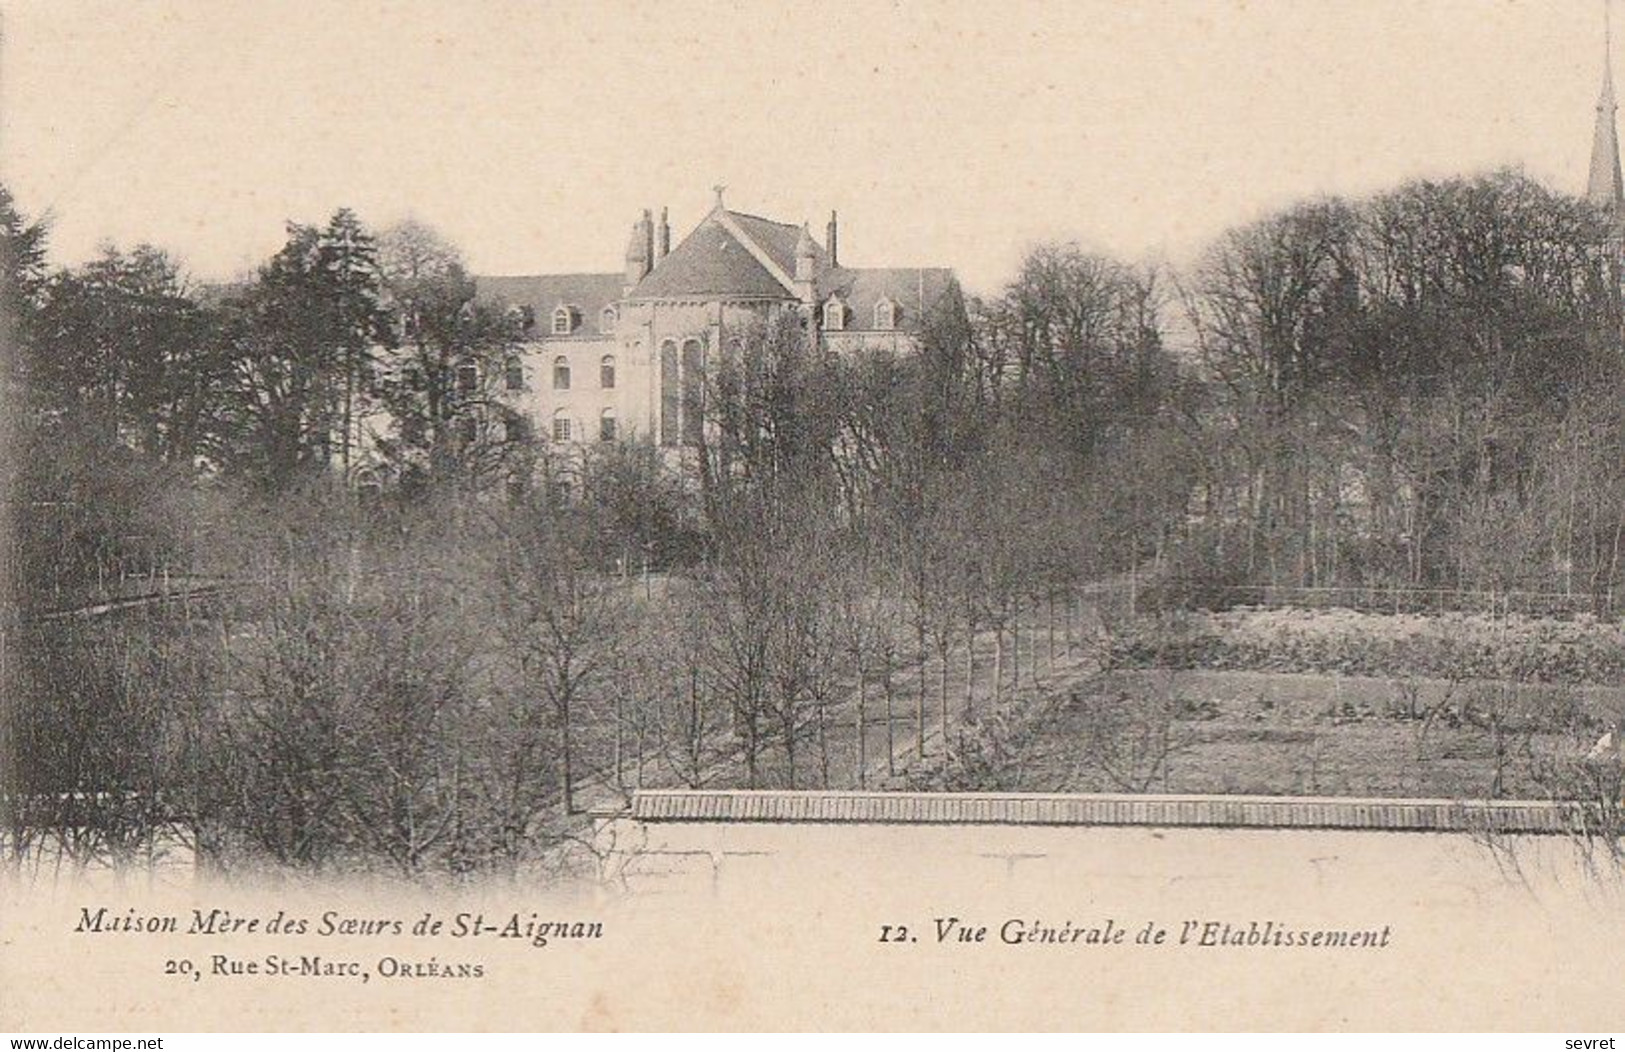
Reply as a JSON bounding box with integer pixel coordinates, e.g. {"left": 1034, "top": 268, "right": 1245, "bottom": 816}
{"left": 32, "top": 245, "right": 222, "bottom": 463}
{"left": 375, "top": 219, "right": 523, "bottom": 491}
{"left": 216, "top": 210, "right": 388, "bottom": 489}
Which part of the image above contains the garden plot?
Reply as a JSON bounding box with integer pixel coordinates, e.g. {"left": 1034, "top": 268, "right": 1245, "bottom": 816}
{"left": 919, "top": 608, "right": 1625, "bottom": 801}
{"left": 1108, "top": 607, "right": 1625, "bottom": 684}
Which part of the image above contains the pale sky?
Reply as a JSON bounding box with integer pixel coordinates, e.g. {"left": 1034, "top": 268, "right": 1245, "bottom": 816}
{"left": 0, "top": 0, "right": 1616, "bottom": 296}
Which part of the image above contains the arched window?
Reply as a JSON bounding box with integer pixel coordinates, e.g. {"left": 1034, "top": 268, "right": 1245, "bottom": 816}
{"left": 600, "top": 355, "right": 616, "bottom": 389}
{"left": 822, "top": 297, "right": 845, "bottom": 331}
{"left": 551, "top": 408, "right": 572, "bottom": 443}
{"left": 599, "top": 408, "right": 618, "bottom": 442}
{"left": 680, "top": 339, "right": 704, "bottom": 446}
{"left": 659, "top": 340, "right": 680, "bottom": 447}
{"left": 456, "top": 361, "right": 478, "bottom": 394}
{"left": 504, "top": 357, "right": 524, "bottom": 391}
{"left": 457, "top": 415, "right": 478, "bottom": 444}
{"left": 553, "top": 355, "right": 571, "bottom": 390}
{"left": 552, "top": 305, "right": 575, "bottom": 335}
{"left": 874, "top": 298, "right": 896, "bottom": 330}
{"left": 600, "top": 306, "right": 617, "bottom": 333}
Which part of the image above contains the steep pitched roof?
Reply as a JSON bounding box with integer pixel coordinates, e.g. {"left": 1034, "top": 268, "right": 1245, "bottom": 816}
{"left": 1590, "top": 53, "right": 1625, "bottom": 210}
{"left": 820, "top": 267, "right": 958, "bottom": 330}
{"left": 473, "top": 203, "right": 959, "bottom": 325}
{"left": 627, "top": 210, "right": 798, "bottom": 299}
{"left": 475, "top": 273, "right": 623, "bottom": 336}
{"left": 725, "top": 210, "right": 818, "bottom": 278}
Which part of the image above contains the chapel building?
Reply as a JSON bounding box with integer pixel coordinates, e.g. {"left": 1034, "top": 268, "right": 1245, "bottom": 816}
{"left": 473, "top": 191, "right": 962, "bottom": 451}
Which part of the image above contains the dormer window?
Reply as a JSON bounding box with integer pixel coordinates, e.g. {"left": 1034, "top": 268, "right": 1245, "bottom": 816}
{"left": 552, "top": 305, "right": 577, "bottom": 335}
{"left": 822, "top": 296, "right": 846, "bottom": 331}
{"left": 600, "top": 306, "right": 617, "bottom": 333}
{"left": 874, "top": 298, "right": 897, "bottom": 330}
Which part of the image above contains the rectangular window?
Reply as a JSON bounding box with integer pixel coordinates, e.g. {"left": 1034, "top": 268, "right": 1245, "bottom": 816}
{"left": 457, "top": 363, "right": 478, "bottom": 393}
{"left": 600, "top": 415, "right": 617, "bottom": 442}
{"left": 504, "top": 358, "right": 524, "bottom": 391}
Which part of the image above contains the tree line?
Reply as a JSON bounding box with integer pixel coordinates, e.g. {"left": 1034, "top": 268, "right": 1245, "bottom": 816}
{"left": 2, "top": 166, "right": 1620, "bottom": 877}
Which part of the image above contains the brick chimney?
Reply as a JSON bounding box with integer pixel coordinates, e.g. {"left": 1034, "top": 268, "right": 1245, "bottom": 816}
{"left": 826, "top": 210, "right": 839, "bottom": 268}
{"left": 624, "top": 212, "right": 652, "bottom": 292}
{"left": 657, "top": 207, "right": 671, "bottom": 261}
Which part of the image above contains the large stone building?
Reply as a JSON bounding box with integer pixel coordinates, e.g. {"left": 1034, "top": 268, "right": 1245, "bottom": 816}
{"left": 473, "top": 191, "right": 961, "bottom": 451}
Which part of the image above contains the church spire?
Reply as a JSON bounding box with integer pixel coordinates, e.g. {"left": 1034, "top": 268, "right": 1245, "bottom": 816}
{"left": 1588, "top": 1, "right": 1625, "bottom": 209}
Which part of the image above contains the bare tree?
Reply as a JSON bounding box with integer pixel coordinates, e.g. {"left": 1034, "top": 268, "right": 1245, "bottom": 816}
{"left": 488, "top": 498, "right": 623, "bottom": 817}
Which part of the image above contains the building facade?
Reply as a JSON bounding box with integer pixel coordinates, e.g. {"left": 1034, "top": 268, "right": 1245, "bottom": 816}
{"left": 473, "top": 192, "right": 961, "bottom": 453}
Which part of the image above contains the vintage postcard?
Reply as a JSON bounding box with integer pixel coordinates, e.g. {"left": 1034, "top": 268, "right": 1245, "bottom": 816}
{"left": 3, "top": 0, "right": 1625, "bottom": 1033}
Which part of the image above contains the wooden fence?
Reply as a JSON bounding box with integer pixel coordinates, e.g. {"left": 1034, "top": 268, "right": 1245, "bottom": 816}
{"left": 624, "top": 788, "right": 1591, "bottom": 835}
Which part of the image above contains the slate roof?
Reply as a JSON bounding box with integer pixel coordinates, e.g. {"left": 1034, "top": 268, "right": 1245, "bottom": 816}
{"left": 820, "top": 266, "right": 958, "bottom": 331}
{"left": 626, "top": 210, "right": 795, "bottom": 300}
{"left": 725, "top": 210, "right": 818, "bottom": 278}
{"left": 475, "top": 273, "right": 623, "bottom": 337}
{"left": 473, "top": 206, "right": 958, "bottom": 332}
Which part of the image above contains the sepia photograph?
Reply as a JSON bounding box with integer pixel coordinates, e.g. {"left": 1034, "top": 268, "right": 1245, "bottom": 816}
{"left": 3, "top": 0, "right": 1625, "bottom": 1034}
